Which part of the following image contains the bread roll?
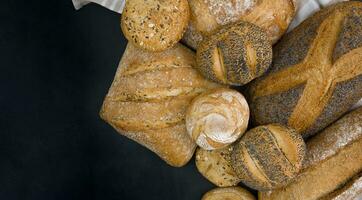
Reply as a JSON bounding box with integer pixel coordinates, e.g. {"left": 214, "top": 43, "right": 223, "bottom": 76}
{"left": 186, "top": 88, "right": 249, "bottom": 150}
{"left": 202, "top": 187, "right": 255, "bottom": 200}
{"left": 121, "top": 0, "right": 190, "bottom": 52}
{"left": 248, "top": 2, "right": 362, "bottom": 137}
{"left": 259, "top": 107, "right": 362, "bottom": 200}
{"left": 196, "top": 21, "right": 272, "bottom": 86}
{"left": 195, "top": 147, "right": 240, "bottom": 187}
{"left": 100, "top": 43, "right": 220, "bottom": 167}
{"left": 182, "top": 0, "right": 296, "bottom": 49}
{"left": 231, "top": 124, "right": 306, "bottom": 191}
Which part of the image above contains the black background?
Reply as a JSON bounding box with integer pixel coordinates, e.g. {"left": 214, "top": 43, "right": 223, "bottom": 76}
{"left": 0, "top": 0, "right": 215, "bottom": 199}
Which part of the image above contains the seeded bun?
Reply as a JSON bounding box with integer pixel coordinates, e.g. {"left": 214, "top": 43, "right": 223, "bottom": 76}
{"left": 121, "top": 0, "right": 190, "bottom": 52}
{"left": 196, "top": 21, "right": 272, "bottom": 86}
{"left": 231, "top": 124, "right": 306, "bottom": 191}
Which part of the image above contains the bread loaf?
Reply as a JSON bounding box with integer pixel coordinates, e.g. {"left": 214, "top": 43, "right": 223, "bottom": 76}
{"left": 182, "top": 0, "right": 297, "bottom": 49}
{"left": 320, "top": 172, "right": 362, "bottom": 200}
{"left": 196, "top": 21, "right": 272, "bottom": 86}
{"left": 231, "top": 124, "right": 306, "bottom": 191}
{"left": 248, "top": 2, "right": 362, "bottom": 137}
{"left": 121, "top": 0, "right": 190, "bottom": 52}
{"left": 259, "top": 107, "right": 362, "bottom": 200}
{"left": 100, "top": 43, "right": 220, "bottom": 167}
{"left": 202, "top": 187, "right": 255, "bottom": 200}
{"left": 195, "top": 147, "right": 240, "bottom": 187}
{"left": 186, "top": 88, "right": 249, "bottom": 150}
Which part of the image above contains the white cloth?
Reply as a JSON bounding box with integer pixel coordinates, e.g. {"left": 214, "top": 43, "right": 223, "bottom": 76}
{"left": 288, "top": 0, "right": 348, "bottom": 31}
{"left": 72, "top": 0, "right": 125, "bottom": 13}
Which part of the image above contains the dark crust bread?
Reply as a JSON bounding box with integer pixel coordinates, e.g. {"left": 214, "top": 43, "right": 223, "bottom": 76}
{"left": 231, "top": 124, "right": 306, "bottom": 191}
{"left": 248, "top": 2, "right": 362, "bottom": 137}
{"left": 196, "top": 21, "right": 272, "bottom": 86}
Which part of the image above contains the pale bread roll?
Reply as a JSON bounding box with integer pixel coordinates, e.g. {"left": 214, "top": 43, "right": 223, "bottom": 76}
{"left": 186, "top": 88, "right": 249, "bottom": 150}
{"left": 182, "top": 0, "right": 296, "bottom": 49}
{"left": 202, "top": 187, "right": 255, "bottom": 200}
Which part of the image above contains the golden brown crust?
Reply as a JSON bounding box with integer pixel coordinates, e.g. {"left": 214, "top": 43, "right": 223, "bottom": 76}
{"left": 259, "top": 108, "right": 362, "bottom": 200}
{"left": 195, "top": 147, "right": 240, "bottom": 187}
{"left": 202, "top": 187, "right": 256, "bottom": 200}
{"left": 121, "top": 0, "right": 190, "bottom": 52}
{"left": 320, "top": 172, "right": 362, "bottom": 200}
{"left": 100, "top": 43, "right": 220, "bottom": 167}
{"left": 249, "top": 2, "right": 362, "bottom": 137}
{"left": 186, "top": 88, "right": 249, "bottom": 150}
{"left": 196, "top": 21, "right": 272, "bottom": 86}
{"left": 182, "top": 0, "right": 296, "bottom": 49}
{"left": 231, "top": 124, "right": 306, "bottom": 191}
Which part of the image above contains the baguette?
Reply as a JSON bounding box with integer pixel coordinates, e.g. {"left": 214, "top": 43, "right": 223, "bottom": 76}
{"left": 201, "top": 187, "right": 255, "bottom": 200}
{"left": 259, "top": 107, "right": 362, "bottom": 200}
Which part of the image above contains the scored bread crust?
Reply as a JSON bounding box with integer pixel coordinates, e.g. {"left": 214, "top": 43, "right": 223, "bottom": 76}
{"left": 231, "top": 124, "right": 306, "bottom": 191}
{"left": 195, "top": 147, "right": 240, "bottom": 187}
{"left": 202, "top": 187, "right": 256, "bottom": 200}
{"left": 100, "top": 43, "right": 220, "bottom": 167}
{"left": 121, "top": 0, "right": 190, "bottom": 52}
{"left": 182, "top": 0, "right": 296, "bottom": 49}
{"left": 259, "top": 107, "right": 362, "bottom": 200}
{"left": 196, "top": 21, "right": 272, "bottom": 86}
{"left": 186, "top": 88, "right": 249, "bottom": 150}
{"left": 248, "top": 2, "right": 362, "bottom": 137}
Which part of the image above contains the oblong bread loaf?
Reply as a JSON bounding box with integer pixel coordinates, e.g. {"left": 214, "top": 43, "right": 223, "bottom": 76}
{"left": 259, "top": 107, "right": 362, "bottom": 200}
{"left": 202, "top": 187, "right": 255, "bottom": 200}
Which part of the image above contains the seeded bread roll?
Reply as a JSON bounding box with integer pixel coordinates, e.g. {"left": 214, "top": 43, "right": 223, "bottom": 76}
{"left": 231, "top": 124, "right": 306, "bottom": 191}
{"left": 196, "top": 21, "right": 272, "bottom": 86}
{"left": 100, "top": 43, "right": 220, "bottom": 167}
{"left": 121, "top": 0, "right": 190, "bottom": 52}
{"left": 259, "top": 107, "right": 362, "bottom": 200}
{"left": 195, "top": 147, "right": 240, "bottom": 187}
{"left": 248, "top": 2, "right": 362, "bottom": 137}
{"left": 182, "top": 0, "right": 297, "bottom": 50}
{"left": 202, "top": 187, "right": 255, "bottom": 200}
{"left": 186, "top": 88, "right": 249, "bottom": 150}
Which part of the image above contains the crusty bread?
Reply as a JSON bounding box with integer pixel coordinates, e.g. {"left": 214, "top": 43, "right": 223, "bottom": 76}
{"left": 320, "top": 172, "right": 362, "bottom": 200}
{"left": 248, "top": 2, "right": 362, "bottom": 137}
{"left": 231, "top": 124, "right": 306, "bottom": 191}
{"left": 202, "top": 187, "right": 255, "bottom": 200}
{"left": 121, "top": 0, "right": 190, "bottom": 52}
{"left": 196, "top": 21, "right": 272, "bottom": 86}
{"left": 259, "top": 107, "right": 362, "bottom": 200}
{"left": 182, "top": 0, "right": 296, "bottom": 49}
{"left": 186, "top": 88, "right": 249, "bottom": 150}
{"left": 100, "top": 43, "right": 220, "bottom": 167}
{"left": 195, "top": 147, "right": 240, "bottom": 187}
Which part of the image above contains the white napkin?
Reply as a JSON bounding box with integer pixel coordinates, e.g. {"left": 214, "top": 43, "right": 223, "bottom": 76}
{"left": 72, "top": 0, "right": 125, "bottom": 13}
{"left": 288, "top": 0, "right": 348, "bottom": 31}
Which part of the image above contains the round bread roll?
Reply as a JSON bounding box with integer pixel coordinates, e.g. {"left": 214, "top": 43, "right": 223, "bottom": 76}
{"left": 186, "top": 88, "right": 250, "bottom": 150}
{"left": 195, "top": 147, "right": 240, "bottom": 187}
{"left": 196, "top": 21, "right": 272, "bottom": 86}
{"left": 231, "top": 124, "right": 306, "bottom": 191}
{"left": 121, "top": 0, "right": 190, "bottom": 52}
{"left": 182, "top": 0, "right": 297, "bottom": 49}
{"left": 202, "top": 187, "right": 255, "bottom": 200}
